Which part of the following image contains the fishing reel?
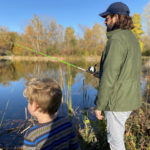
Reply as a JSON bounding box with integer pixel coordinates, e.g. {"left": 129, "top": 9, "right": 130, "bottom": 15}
{"left": 87, "top": 64, "right": 97, "bottom": 74}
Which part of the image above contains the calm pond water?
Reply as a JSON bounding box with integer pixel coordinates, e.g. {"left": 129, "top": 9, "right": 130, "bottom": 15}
{"left": 0, "top": 59, "right": 99, "bottom": 148}
{"left": 0, "top": 58, "right": 149, "bottom": 148}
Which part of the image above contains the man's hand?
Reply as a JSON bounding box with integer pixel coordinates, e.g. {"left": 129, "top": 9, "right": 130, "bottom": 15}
{"left": 93, "top": 71, "right": 100, "bottom": 78}
{"left": 95, "top": 110, "right": 104, "bottom": 120}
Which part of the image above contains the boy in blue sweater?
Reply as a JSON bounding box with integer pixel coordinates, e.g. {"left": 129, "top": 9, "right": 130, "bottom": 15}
{"left": 23, "top": 78, "right": 80, "bottom": 150}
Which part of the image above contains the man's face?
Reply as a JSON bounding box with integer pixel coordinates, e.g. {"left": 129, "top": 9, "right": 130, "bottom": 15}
{"left": 104, "top": 15, "right": 117, "bottom": 32}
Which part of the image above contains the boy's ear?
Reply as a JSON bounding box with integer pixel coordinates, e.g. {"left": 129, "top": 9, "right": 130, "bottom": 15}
{"left": 32, "top": 101, "right": 39, "bottom": 112}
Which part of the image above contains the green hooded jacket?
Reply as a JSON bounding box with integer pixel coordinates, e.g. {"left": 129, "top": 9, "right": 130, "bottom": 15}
{"left": 96, "top": 29, "right": 142, "bottom": 111}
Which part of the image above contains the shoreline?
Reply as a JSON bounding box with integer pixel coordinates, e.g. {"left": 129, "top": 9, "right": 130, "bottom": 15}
{"left": 0, "top": 55, "right": 101, "bottom": 62}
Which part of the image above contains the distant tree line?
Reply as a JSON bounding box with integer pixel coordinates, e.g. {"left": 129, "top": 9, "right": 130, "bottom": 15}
{"left": 0, "top": 2, "right": 150, "bottom": 56}
{"left": 0, "top": 15, "right": 106, "bottom": 57}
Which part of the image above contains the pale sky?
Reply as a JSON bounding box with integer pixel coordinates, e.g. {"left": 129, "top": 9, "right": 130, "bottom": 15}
{"left": 0, "top": 0, "right": 149, "bottom": 33}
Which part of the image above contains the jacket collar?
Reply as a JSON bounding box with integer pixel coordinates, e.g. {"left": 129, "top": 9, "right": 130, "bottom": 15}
{"left": 106, "top": 29, "right": 122, "bottom": 39}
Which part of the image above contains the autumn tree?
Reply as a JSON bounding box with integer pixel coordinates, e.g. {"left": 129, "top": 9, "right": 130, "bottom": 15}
{"left": 23, "top": 25, "right": 36, "bottom": 55}
{"left": 23, "top": 14, "right": 45, "bottom": 55}
{"left": 143, "top": 1, "right": 150, "bottom": 54}
{"left": 83, "top": 27, "right": 92, "bottom": 54}
{"left": 0, "top": 26, "right": 20, "bottom": 55}
{"left": 45, "top": 19, "right": 64, "bottom": 55}
{"left": 132, "top": 14, "right": 144, "bottom": 52}
{"left": 83, "top": 23, "right": 105, "bottom": 55}
{"left": 91, "top": 23, "right": 106, "bottom": 54}
{"left": 144, "top": 2, "right": 150, "bottom": 36}
{"left": 0, "top": 27, "right": 9, "bottom": 54}
{"left": 64, "top": 27, "right": 77, "bottom": 55}
{"left": 56, "top": 24, "right": 64, "bottom": 51}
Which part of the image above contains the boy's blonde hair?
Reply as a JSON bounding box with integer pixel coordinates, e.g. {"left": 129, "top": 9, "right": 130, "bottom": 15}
{"left": 23, "top": 78, "right": 62, "bottom": 115}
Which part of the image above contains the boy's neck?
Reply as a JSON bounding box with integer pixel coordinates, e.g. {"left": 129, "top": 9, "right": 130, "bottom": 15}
{"left": 36, "top": 112, "right": 57, "bottom": 124}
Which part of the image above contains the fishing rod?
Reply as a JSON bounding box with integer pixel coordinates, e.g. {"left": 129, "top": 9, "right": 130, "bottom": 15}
{"left": 15, "top": 43, "right": 97, "bottom": 74}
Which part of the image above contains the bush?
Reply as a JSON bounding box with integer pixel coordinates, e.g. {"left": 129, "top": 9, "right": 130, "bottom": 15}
{"left": 125, "top": 103, "right": 150, "bottom": 150}
{"left": 142, "top": 49, "right": 150, "bottom": 56}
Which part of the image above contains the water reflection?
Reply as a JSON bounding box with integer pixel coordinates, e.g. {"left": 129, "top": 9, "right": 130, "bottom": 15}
{"left": 0, "top": 60, "right": 99, "bottom": 115}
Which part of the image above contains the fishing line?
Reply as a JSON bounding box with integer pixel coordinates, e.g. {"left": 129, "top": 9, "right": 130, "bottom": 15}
{"left": 15, "top": 42, "right": 91, "bottom": 73}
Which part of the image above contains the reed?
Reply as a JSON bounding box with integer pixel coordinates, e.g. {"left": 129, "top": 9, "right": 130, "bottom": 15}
{"left": 59, "top": 65, "right": 73, "bottom": 116}
{"left": 0, "top": 88, "right": 14, "bottom": 128}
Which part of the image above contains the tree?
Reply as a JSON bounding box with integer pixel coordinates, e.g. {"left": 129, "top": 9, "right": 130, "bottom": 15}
{"left": 91, "top": 23, "right": 106, "bottom": 54}
{"left": 143, "top": 2, "right": 150, "bottom": 53}
{"left": 46, "top": 19, "right": 64, "bottom": 55}
{"left": 0, "top": 26, "right": 9, "bottom": 54}
{"left": 23, "top": 14, "right": 45, "bottom": 55}
{"left": 132, "top": 14, "right": 144, "bottom": 52}
{"left": 144, "top": 2, "right": 150, "bottom": 36}
{"left": 0, "top": 26, "right": 20, "bottom": 55}
{"left": 83, "top": 23, "right": 106, "bottom": 55}
{"left": 84, "top": 27, "right": 92, "bottom": 53}
{"left": 64, "top": 27, "right": 76, "bottom": 55}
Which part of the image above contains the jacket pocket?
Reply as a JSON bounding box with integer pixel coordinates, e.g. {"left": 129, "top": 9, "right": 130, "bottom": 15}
{"left": 108, "top": 82, "right": 122, "bottom": 110}
{"left": 114, "top": 80, "right": 141, "bottom": 110}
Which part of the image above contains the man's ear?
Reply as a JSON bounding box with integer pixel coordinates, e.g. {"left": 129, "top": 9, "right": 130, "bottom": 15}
{"left": 114, "top": 14, "right": 119, "bottom": 21}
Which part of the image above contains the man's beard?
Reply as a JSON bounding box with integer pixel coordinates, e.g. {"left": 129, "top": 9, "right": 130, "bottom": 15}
{"left": 106, "top": 21, "right": 119, "bottom": 32}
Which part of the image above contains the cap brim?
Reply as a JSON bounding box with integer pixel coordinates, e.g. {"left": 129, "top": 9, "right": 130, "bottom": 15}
{"left": 99, "top": 11, "right": 110, "bottom": 18}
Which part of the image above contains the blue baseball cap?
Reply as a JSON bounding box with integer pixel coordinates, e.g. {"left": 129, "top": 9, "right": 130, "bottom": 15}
{"left": 99, "top": 2, "right": 130, "bottom": 18}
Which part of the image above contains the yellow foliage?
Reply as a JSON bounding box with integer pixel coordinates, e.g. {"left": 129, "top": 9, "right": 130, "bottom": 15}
{"left": 83, "top": 23, "right": 106, "bottom": 53}
{"left": 132, "top": 13, "right": 144, "bottom": 52}
{"left": 64, "top": 27, "right": 76, "bottom": 53}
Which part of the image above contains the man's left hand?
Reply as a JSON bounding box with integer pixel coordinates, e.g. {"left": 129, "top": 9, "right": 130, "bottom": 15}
{"left": 95, "top": 110, "right": 104, "bottom": 120}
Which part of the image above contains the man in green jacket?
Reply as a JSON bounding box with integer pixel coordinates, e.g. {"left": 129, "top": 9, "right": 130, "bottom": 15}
{"left": 95, "top": 2, "right": 142, "bottom": 150}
